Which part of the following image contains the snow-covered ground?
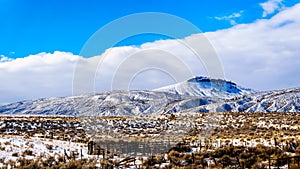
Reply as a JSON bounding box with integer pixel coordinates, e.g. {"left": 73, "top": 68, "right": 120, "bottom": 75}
{"left": 0, "top": 136, "right": 90, "bottom": 168}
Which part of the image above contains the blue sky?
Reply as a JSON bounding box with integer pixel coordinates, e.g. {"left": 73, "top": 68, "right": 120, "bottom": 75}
{"left": 1, "top": 0, "right": 298, "bottom": 58}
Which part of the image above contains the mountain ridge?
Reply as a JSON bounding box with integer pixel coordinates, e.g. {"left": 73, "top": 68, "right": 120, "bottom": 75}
{"left": 0, "top": 76, "right": 299, "bottom": 116}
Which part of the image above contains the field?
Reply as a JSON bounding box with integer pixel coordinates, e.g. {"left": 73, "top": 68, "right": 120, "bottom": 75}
{"left": 0, "top": 112, "right": 299, "bottom": 168}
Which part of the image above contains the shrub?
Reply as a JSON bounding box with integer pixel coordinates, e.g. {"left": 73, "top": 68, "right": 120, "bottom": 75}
{"left": 22, "top": 149, "right": 34, "bottom": 156}
{"left": 46, "top": 144, "right": 53, "bottom": 150}
{"left": 4, "top": 142, "right": 11, "bottom": 145}
{"left": 12, "top": 152, "right": 19, "bottom": 157}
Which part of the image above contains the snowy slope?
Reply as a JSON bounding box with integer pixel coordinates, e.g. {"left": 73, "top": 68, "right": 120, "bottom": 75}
{"left": 0, "top": 89, "right": 225, "bottom": 116}
{"left": 187, "top": 87, "right": 300, "bottom": 112}
{"left": 0, "top": 91, "right": 182, "bottom": 116}
{"left": 154, "top": 76, "right": 254, "bottom": 99}
{"left": 0, "top": 76, "right": 299, "bottom": 116}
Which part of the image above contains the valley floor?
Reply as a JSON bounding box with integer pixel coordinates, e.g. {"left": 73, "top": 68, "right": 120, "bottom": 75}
{"left": 0, "top": 112, "right": 299, "bottom": 168}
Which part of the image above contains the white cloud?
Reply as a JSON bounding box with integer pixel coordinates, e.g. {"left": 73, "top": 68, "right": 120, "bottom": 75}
{"left": 0, "top": 52, "right": 80, "bottom": 104}
{"left": 229, "top": 20, "right": 237, "bottom": 25}
{"left": 215, "top": 12, "right": 242, "bottom": 20}
{"left": 205, "top": 3, "right": 300, "bottom": 90}
{"left": 1, "top": 3, "right": 300, "bottom": 105}
{"left": 0, "top": 45, "right": 209, "bottom": 104}
{"left": 84, "top": 39, "right": 210, "bottom": 93}
{"left": 0, "top": 55, "right": 12, "bottom": 62}
{"left": 260, "top": 0, "right": 285, "bottom": 17}
{"left": 214, "top": 11, "right": 243, "bottom": 25}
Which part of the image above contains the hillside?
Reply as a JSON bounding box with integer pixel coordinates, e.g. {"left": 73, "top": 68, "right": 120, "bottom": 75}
{"left": 0, "top": 76, "right": 299, "bottom": 115}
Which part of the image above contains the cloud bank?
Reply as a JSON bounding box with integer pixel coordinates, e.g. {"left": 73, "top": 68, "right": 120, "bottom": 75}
{"left": 1, "top": 3, "right": 300, "bottom": 104}
{"left": 0, "top": 52, "right": 80, "bottom": 105}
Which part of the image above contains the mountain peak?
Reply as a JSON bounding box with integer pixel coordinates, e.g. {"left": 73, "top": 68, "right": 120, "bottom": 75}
{"left": 187, "top": 76, "right": 235, "bottom": 85}
{"left": 154, "top": 76, "right": 254, "bottom": 98}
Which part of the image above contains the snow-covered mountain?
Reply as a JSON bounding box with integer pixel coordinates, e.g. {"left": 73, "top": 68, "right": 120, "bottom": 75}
{"left": 0, "top": 91, "right": 182, "bottom": 116}
{"left": 189, "top": 87, "right": 300, "bottom": 112}
{"left": 0, "top": 76, "right": 299, "bottom": 116}
{"left": 154, "top": 76, "right": 254, "bottom": 98}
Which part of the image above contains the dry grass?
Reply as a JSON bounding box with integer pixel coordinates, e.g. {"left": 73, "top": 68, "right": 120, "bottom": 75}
{"left": 0, "top": 112, "right": 299, "bottom": 168}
